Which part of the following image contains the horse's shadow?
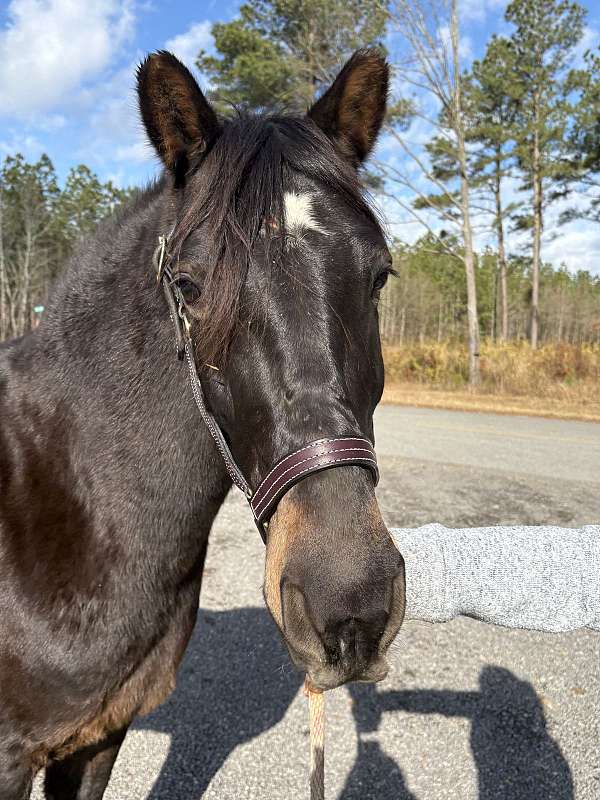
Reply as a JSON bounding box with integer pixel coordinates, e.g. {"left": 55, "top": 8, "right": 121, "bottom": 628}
{"left": 137, "top": 607, "right": 573, "bottom": 800}
{"left": 135, "top": 607, "right": 302, "bottom": 799}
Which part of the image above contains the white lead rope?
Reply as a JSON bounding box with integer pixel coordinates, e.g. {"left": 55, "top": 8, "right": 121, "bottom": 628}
{"left": 305, "top": 679, "right": 325, "bottom": 800}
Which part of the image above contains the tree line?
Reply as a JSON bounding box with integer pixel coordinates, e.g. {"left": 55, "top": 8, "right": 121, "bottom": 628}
{"left": 379, "top": 234, "right": 600, "bottom": 345}
{"left": 0, "top": 154, "right": 129, "bottom": 340}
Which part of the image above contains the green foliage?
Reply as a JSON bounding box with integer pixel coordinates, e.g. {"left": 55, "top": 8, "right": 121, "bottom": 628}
{"left": 561, "top": 49, "right": 600, "bottom": 223}
{"left": 408, "top": 36, "right": 520, "bottom": 229}
{"left": 3, "top": 1, "right": 600, "bottom": 348}
{"left": 506, "top": 0, "right": 587, "bottom": 191}
{"left": 0, "top": 154, "right": 132, "bottom": 339}
{"left": 465, "top": 37, "right": 519, "bottom": 193}
{"left": 197, "top": 0, "right": 388, "bottom": 112}
{"left": 57, "top": 165, "right": 130, "bottom": 244}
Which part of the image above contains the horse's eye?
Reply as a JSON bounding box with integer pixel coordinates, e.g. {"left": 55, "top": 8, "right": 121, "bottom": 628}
{"left": 173, "top": 274, "right": 201, "bottom": 304}
{"left": 372, "top": 270, "right": 390, "bottom": 293}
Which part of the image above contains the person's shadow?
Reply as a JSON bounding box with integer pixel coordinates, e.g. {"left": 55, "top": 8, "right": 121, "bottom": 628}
{"left": 343, "top": 665, "right": 573, "bottom": 800}
{"left": 135, "top": 606, "right": 302, "bottom": 799}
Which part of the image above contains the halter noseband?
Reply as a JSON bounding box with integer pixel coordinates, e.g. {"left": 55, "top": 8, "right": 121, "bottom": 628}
{"left": 154, "top": 232, "right": 379, "bottom": 542}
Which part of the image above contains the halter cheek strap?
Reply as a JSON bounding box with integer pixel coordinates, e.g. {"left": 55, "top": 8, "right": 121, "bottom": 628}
{"left": 154, "top": 233, "right": 379, "bottom": 543}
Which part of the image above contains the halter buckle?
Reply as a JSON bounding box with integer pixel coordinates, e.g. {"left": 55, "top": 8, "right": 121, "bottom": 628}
{"left": 153, "top": 234, "right": 170, "bottom": 282}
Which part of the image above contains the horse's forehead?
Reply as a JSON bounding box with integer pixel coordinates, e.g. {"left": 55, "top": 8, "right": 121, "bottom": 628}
{"left": 282, "top": 185, "right": 384, "bottom": 249}
{"left": 283, "top": 191, "right": 329, "bottom": 236}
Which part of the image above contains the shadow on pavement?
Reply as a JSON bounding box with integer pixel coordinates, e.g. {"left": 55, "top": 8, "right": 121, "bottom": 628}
{"left": 345, "top": 665, "right": 573, "bottom": 800}
{"left": 135, "top": 607, "right": 302, "bottom": 799}
{"left": 137, "top": 608, "right": 573, "bottom": 800}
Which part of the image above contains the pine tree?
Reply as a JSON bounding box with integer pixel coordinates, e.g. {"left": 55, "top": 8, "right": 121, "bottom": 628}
{"left": 57, "top": 165, "right": 129, "bottom": 244}
{"left": 0, "top": 154, "right": 60, "bottom": 337}
{"left": 561, "top": 49, "right": 600, "bottom": 224}
{"left": 465, "top": 37, "right": 520, "bottom": 341}
{"left": 197, "top": 0, "right": 388, "bottom": 112}
{"left": 411, "top": 36, "right": 521, "bottom": 343}
{"left": 0, "top": 155, "right": 132, "bottom": 340}
{"left": 505, "top": 0, "right": 587, "bottom": 348}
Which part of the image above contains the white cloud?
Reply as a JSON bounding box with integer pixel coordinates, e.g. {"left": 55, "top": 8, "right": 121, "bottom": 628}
{"left": 0, "top": 0, "right": 135, "bottom": 118}
{"left": 0, "top": 130, "right": 44, "bottom": 159}
{"left": 572, "top": 25, "right": 600, "bottom": 69}
{"left": 164, "top": 20, "right": 213, "bottom": 69}
{"left": 543, "top": 223, "right": 600, "bottom": 275}
{"left": 460, "top": 0, "right": 508, "bottom": 24}
{"left": 115, "top": 140, "right": 153, "bottom": 164}
{"left": 70, "top": 20, "right": 215, "bottom": 183}
{"left": 438, "top": 25, "right": 474, "bottom": 63}
{"left": 75, "top": 59, "right": 156, "bottom": 176}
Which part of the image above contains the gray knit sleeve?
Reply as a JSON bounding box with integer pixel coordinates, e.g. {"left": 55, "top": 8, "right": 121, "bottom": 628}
{"left": 391, "top": 524, "right": 600, "bottom": 633}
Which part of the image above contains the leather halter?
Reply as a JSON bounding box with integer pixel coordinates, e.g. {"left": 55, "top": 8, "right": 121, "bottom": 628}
{"left": 154, "top": 232, "right": 379, "bottom": 542}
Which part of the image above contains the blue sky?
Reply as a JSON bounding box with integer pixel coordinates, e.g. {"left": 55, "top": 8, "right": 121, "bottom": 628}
{"left": 0, "top": 0, "right": 598, "bottom": 272}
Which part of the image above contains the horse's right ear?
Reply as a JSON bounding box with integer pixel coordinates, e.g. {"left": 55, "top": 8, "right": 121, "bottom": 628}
{"left": 137, "top": 51, "right": 220, "bottom": 186}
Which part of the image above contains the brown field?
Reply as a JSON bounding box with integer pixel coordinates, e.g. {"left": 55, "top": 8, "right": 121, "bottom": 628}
{"left": 382, "top": 341, "right": 600, "bottom": 422}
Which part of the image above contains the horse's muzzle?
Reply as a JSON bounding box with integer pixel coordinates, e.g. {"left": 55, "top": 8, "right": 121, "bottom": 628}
{"left": 279, "top": 573, "right": 404, "bottom": 690}
{"left": 263, "top": 469, "right": 406, "bottom": 689}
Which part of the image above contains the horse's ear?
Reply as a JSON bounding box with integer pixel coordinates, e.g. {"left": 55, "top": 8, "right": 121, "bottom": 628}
{"left": 307, "top": 48, "right": 388, "bottom": 167}
{"left": 137, "top": 51, "right": 220, "bottom": 185}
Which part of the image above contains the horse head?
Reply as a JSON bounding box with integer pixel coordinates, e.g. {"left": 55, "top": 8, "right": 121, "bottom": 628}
{"left": 137, "top": 49, "right": 405, "bottom": 691}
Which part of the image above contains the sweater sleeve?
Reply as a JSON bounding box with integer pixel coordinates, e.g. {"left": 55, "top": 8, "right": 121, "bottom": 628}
{"left": 391, "top": 524, "right": 600, "bottom": 633}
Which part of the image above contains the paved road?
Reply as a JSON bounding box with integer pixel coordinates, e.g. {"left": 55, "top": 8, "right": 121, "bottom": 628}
{"left": 33, "top": 407, "right": 600, "bottom": 800}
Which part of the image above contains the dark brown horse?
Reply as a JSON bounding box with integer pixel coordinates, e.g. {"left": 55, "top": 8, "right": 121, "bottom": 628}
{"left": 0, "top": 49, "right": 405, "bottom": 799}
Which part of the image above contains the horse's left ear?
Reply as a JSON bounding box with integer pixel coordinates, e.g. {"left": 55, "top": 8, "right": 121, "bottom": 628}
{"left": 137, "top": 51, "right": 220, "bottom": 186}
{"left": 307, "top": 48, "right": 388, "bottom": 167}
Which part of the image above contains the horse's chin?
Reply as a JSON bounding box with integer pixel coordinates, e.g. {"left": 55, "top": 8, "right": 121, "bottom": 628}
{"left": 305, "top": 657, "right": 390, "bottom": 692}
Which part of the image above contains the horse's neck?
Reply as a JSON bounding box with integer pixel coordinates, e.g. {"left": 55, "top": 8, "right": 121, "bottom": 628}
{"left": 25, "top": 188, "right": 230, "bottom": 569}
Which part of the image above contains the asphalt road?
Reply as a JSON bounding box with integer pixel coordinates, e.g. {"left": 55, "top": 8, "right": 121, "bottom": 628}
{"left": 32, "top": 407, "right": 600, "bottom": 800}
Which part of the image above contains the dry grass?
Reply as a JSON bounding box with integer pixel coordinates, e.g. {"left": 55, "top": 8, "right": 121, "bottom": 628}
{"left": 382, "top": 341, "right": 600, "bottom": 422}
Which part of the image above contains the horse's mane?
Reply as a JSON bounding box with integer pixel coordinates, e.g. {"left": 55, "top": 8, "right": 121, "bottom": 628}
{"left": 170, "top": 114, "right": 381, "bottom": 365}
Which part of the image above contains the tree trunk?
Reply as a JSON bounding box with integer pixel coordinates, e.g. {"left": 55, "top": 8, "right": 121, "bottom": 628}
{"left": 491, "top": 261, "right": 498, "bottom": 341}
{"left": 0, "top": 192, "right": 5, "bottom": 342}
{"left": 557, "top": 286, "right": 565, "bottom": 342}
{"left": 494, "top": 154, "right": 509, "bottom": 341}
{"left": 530, "top": 93, "right": 542, "bottom": 349}
{"left": 451, "top": 0, "right": 480, "bottom": 385}
{"left": 18, "top": 227, "right": 33, "bottom": 337}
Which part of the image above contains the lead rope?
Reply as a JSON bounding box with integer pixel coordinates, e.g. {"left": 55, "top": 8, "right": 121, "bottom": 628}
{"left": 304, "top": 680, "right": 325, "bottom": 800}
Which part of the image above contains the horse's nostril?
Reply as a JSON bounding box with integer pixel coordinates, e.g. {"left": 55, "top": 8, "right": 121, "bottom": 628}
{"left": 337, "top": 618, "right": 358, "bottom": 658}
{"left": 338, "top": 619, "right": 356, "bottom": 649}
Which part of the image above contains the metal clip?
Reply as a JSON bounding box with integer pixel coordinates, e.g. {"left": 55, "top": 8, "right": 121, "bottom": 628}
{"left": 153, "top": 233, "right": 169, "bottom": 283}
{"left": 179, "top": 303, "right": 192, "bottom": 338}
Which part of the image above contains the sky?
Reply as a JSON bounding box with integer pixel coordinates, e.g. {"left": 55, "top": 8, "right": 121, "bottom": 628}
{"left": 0, "top": 0, "right": 599, "bottom": 274}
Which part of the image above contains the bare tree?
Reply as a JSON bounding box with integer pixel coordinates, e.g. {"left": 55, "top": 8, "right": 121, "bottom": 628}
{"left": 385, "top": 0, "right": 481, "bottom": 384}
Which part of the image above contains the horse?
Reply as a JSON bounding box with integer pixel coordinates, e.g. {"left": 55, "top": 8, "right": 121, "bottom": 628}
{"left": 0, "top": 48, "right": 405, "bottom": 799}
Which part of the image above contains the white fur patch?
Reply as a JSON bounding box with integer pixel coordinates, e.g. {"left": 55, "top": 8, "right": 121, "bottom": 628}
{"left": 283, "top": 192, "right": 329, "bottom": 236}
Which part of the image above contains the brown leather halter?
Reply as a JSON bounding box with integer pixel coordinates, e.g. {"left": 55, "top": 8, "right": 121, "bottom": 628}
{"left": 154, "top": 232, "right": 379, "bottom": 542}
